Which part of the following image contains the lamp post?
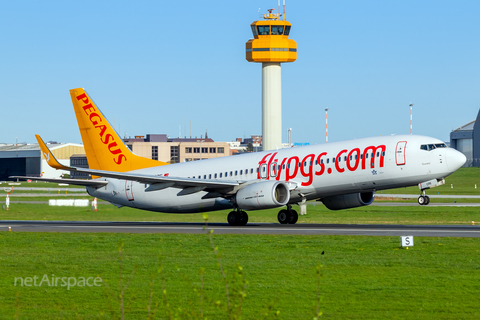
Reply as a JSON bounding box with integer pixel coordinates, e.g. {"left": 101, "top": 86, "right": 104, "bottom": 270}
{"left": 409, "top": 103, "right": 414, "bottom": 134}
{"left": 325, "top": 108, "right": 329, "bottom": 143}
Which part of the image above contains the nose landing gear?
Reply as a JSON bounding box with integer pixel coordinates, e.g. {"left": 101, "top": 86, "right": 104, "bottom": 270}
{"left": 418, "top": 190, "right": 430, "bottom": 205}
{"left": 277, "top": 205, "right": 299, "bottom": 224}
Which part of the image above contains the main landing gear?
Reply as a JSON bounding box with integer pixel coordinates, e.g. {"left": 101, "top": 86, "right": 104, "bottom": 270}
{"left": 227, "top": 209, "right": 248, "bottom": 226}
{"left": 418, "top": 190, "right": 430, "bottom": 205}
{"left": 277, "top": 205, "right": 298, "bottom": 224}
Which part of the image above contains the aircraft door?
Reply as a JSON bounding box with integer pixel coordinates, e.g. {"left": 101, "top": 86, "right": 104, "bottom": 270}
{"left": 395, "top": 141, "right": 407, "bottom": 165}
{"left": 125, "top": 181, "right": 134, "bottom": 201}
{"left": 260, "top": 163, "right": 267, "bottom": 179}
{"left": 270, "top": 161, "right": 278, "bottom": 178}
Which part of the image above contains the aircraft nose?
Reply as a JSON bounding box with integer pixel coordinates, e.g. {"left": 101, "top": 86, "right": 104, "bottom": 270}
{"left": 446, "top": 148, "right": 466, "bottom": 171}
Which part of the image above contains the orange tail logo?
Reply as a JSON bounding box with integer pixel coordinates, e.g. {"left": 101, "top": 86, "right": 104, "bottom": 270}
{"left": 70, "top": 88, "right": 168, "bottom": 172}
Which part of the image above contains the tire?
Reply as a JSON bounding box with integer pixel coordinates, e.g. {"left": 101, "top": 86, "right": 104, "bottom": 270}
{"left": 227, "top": 211, "right": 238, "bottom": 226}
{"left": 418, "top": 196, "right": 425, "bottom": 205}
{"left": 288, "top": 210, "right": 298, "bottom": 224}
{"left": 424, "top": 196, "right": 430, "bottom": 205}
{"left": 239, "top": 211, "right": 249, "bottom": 226}
{"left": 278, "top": 210, "right": 289, "bottom": 224}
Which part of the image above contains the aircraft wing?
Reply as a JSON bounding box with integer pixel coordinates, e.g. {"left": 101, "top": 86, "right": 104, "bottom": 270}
{"left": 34, "top": 134, "right": 239, "bottom": 189}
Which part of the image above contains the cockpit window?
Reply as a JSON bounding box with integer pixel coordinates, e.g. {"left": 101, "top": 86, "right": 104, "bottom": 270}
{"left": 420, "top": 143, "right": 448, "bottom": 151}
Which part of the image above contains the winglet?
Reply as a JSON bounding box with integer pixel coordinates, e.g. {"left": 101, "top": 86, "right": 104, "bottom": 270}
{"left": 35, "top": 134, "right": 71, "bottom": 170}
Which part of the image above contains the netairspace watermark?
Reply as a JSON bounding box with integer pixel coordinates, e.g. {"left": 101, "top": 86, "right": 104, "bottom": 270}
{"left": 14, "top": 275, "right": 103, "bottom": 290}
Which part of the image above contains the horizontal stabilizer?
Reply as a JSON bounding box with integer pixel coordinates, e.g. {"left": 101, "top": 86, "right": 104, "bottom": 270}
{"left": 9, "top": 176, "right": 108, "bottom": 188}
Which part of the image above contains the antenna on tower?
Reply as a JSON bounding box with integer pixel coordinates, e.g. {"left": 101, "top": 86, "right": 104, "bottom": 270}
{"left": 283, "top": 0, "right": 286, "bottom": 20}
{"left": 278, "top": 0, "right": 280, "bottom": 18}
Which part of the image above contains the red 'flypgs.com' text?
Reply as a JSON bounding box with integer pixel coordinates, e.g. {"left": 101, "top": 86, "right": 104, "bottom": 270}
{"left": 258, "top": 145, "right": 387, "bottom": 186}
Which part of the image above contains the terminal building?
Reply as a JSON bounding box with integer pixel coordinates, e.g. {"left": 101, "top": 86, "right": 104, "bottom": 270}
{"left": 450, "top": 109, "right": 480, "bottom": 167}
{"left": 122, "top": 134, "right": 231, "bottom": 163}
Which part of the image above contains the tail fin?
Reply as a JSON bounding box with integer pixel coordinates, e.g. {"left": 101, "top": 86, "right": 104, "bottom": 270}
{"left": 70, "top": 88, "right": 168, "bottom": 172}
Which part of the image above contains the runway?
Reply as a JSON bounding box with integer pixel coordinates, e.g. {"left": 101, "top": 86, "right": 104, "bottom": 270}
{"left": 1, "top": 220, "right": 480, "bottom": 237}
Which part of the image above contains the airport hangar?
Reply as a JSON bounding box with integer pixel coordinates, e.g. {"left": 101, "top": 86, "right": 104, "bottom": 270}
{"left": 0, "top": 143, "right": 84, "bottom": 181}
{"left": 450, "top": 108, "right": 480, "bottom": 167}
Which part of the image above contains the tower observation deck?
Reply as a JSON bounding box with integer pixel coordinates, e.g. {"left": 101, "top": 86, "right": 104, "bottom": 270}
{"left": 246, "top": 7, "right": 297, "bottom": 151}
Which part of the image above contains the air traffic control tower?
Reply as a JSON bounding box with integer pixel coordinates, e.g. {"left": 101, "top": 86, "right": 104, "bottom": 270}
{"left": 246, "top": 7, "right": 297, "bottom": 151}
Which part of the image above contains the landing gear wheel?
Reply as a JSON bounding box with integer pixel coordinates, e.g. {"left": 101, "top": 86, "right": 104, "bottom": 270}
{"left": 424, "top": 196, "right": 430, "bottom": 205}
{"left": 288, "top": 210, "right": 299, "bottom": 224}
{"left": 227, "top": 211, "right": 238, "bottom": 226}
{"left": 239, "top": 210, "right": 249, "bottom": 226}
{"left": 227, "top": 210, "right": 249, "bottom": 226}
{"left": 418, "top": 196, "right": 426, "bottom": 205}
{"left": 278, "top": 210, "right": 290, "bottom": 224}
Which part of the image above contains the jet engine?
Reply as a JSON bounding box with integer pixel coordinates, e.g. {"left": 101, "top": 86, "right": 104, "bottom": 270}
{"left": 322, "top": 192, "right": 375, "bottom": 210}
{"left": 236, "top": 180, "right": 290, "bottom": 210}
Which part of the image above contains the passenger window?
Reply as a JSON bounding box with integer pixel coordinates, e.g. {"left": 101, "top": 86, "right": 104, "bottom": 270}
{"left": 321, "top": 159, "right": 324, "bottom": 164}
{"left": 215, "top": 173, "right": 217, "bottom": 178}
{"left": 326, "top": 159, "right": 330, "bottom": 164}
{"left": 220, "top": 173, "right": 222, "bottom": 178}
{"left": 251, "top": 168, "right": 254, "bottom": 174}
{"left": 209, "top": 174, "right": 211, "bottom": 179}
{"left": 230, "top": 171, "right": 233, "bottom": 176}
{"left": 240, "top": 170, "right": 243, "bottom": 175}
{"left": 204, "top": 175, "right": 206, "bottom": 179}
{"left": 235, "top": 170, "right": 238, "bottom": 176}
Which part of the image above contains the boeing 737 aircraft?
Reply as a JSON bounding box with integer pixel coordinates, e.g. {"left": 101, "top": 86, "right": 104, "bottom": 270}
{"left": 13, "top": 88, "right": 467, "bottom": 226}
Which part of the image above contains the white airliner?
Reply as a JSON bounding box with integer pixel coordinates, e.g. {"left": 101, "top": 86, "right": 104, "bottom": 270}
{"left": 13, "top": 88, "right": 467, "bottom": 226}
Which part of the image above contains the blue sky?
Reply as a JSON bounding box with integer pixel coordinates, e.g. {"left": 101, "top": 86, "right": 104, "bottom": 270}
{"left": 1, "top": 0, "right": 479, "bottom": 145}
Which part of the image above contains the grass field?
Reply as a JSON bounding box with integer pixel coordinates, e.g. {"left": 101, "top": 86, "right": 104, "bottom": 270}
{"left": 1, "top": 231, "right": 479, "bottom": 319}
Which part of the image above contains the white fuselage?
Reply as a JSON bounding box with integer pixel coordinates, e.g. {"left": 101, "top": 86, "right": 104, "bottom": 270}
{"left": 87, "top": 135, "right": 466, "bottom": 213}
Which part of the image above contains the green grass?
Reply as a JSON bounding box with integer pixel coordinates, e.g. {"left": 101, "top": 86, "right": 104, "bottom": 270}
{"left": 0, "top": 232, "right": 479, "bottom": 319}
{"left": 384, "top": 167, "right": 480, "bottom": 195}
{"left": 2, "top": 203, "right": 480, "bottom": 225}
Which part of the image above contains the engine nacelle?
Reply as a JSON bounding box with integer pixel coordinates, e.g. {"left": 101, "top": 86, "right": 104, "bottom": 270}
{"left": 236, "top": 181, "right": 290, "bottom": 210}
{"left": 322, "top": 192, "right": 375, "bottom": 210}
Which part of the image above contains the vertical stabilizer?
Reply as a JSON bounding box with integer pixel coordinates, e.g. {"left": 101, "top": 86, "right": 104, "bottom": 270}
{"left": 70, "top": 88, "right": 168, "bottom": 172}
